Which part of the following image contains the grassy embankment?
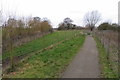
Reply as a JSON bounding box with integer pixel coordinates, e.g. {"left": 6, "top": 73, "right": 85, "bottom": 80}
{"left": 3, "top": 30, "right": 85, "bottom": 78}
{"left": 0, "top": 28, "right": 1, "bottom": 78}
{"left": 3, "top": 30, "right": 81, "bottom": 60}
{"left": 94, "top": 37, "right": 118, "bottom": 78}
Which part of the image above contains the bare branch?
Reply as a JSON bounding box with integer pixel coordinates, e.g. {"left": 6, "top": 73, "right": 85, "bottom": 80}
{"left": 83, "top": 10, "right": 101, "bottom": 31}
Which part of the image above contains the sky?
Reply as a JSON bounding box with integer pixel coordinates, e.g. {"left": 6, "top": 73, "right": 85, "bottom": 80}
{"left": 118, "top": 1, "right": 120, "bottom": 25}
{"left": 0, "top": 0, "right": 119, "bottom": 28}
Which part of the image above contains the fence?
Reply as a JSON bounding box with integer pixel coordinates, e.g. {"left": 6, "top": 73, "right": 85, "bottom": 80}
{"left": 93, "top": 30, "right": 118, "bottom": 76}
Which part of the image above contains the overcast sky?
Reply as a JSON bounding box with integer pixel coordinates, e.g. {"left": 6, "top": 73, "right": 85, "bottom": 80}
{"left": 0, "top": 0, "right": 119, "bottom": 28}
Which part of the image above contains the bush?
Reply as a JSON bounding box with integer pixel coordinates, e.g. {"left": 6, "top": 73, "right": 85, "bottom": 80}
{"left": 98, "top": 22, "right": 118, "bottom": 31}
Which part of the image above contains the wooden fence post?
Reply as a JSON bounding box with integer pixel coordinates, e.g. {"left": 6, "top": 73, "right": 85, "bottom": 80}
{"left": 107, "top": 37, "right": 110, "bottom": 60}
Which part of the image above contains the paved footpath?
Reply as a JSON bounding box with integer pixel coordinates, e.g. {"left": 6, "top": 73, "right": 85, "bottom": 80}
{"left": 61, "top": 36, "right": 100, "bottom": 78}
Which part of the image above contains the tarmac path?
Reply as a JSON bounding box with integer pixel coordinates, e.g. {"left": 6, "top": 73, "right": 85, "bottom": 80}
{"left": 61, "top": 36, "right": 100, "bottom": 78}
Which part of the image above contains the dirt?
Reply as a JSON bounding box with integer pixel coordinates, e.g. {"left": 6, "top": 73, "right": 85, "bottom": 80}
{"left": 61, "top": 35, "right": 100, "bottom": 78}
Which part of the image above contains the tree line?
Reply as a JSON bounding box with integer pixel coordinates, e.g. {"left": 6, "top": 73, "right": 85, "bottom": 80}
{"left": 2, "top": 17, "right": 53, "bottom": 53}
{"left": 58, "top": 17, "right": 84, "bottom": 30}
{"left": 97, "top": 22, "right": 118, "bottom": 31}
{"left": 1, "top": 10, "right": 119, "bottom": 53}
{"left": 57, "top": 11, "right": 118, "bottom": 31}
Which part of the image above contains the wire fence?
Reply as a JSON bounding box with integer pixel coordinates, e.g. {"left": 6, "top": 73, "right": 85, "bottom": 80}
{"left": 93, "top": 30, "right": 118, "bottom": 76}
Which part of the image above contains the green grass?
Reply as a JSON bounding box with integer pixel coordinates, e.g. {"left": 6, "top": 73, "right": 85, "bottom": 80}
{"left": 4, "top": 33, "right": 85, "bottom": 78}
{"left": 0, "top": 28, "right": 2, "bottom": 60}
{"left": 94, "top": 37, "right": 118, "bottom": 78}
{"left": 3, "top": 30, "right": 81, "bottom": 60}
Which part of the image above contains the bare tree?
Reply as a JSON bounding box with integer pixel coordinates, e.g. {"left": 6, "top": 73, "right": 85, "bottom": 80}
{"left": 84, "top": 11, "right": 101, "bottom": 31}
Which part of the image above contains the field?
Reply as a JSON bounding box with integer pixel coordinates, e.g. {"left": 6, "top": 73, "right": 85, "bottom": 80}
{"left": 3, "top": 30, "right": 85, "bottom": 78}
{"left": 3, "top": 30, "right": 82, "bottom": 60}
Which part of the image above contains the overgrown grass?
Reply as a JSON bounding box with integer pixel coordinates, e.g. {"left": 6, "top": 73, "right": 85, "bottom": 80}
{"left": 94, "top": 37, "right": 118, "bottom": 78}
{"left": 3, "top": 33, "right": 85, "bottom": 78}
{"left": 3, "top": 30, "right": 81, "bottom": 60}
{"left": 0, "top": 28, "right": 1, "bottom": 59}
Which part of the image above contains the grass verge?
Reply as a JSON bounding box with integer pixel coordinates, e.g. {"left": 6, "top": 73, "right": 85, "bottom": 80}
{"left": 3, "top": 32, "right": 85, "bottom": 78}
{"left": 3, "top": 30, "right": 81, "bottom": 60}
{"left": 94, "top": 37, "right": 118, "bottom": 78}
